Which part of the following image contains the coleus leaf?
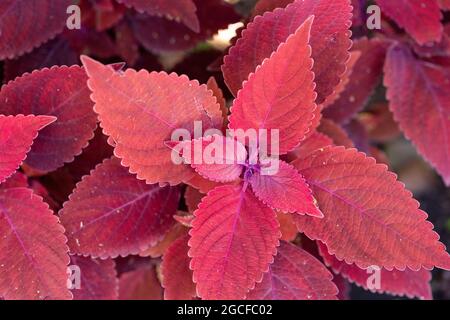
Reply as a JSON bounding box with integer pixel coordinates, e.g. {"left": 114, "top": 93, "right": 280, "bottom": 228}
{"left": 0, "top": 188, "right": 71, "bottom": 300}
{"left": 60, "top": 157, "right": 180, "bottom": 258}
{"left": 375, "top": 0, "right": 443, "bottom": 45}
{"left": 384, "top": 44, "right": 450, "bottom": 186}
{"left": 206, "top": 77, "right": 228, "bottom": 131}
{"left": 161, "top": 235, "right": 196, "bottom": 300}
{"left": 189, "top": 184, "right": 280, "bottom": 300}
{"left": 0, "top": 115, "right": 56, "bottom": 183}
{"left": 0, "top": 172, "right": 28, "bottom": 190}
{"left": 222, "top": 0, "right": 352, "bottom": 103}
{"left": 70, "top": 255, "right": 118, "bottom": 300}
{"left": 317, "top": 242, "right": 432, "bottom": 300}
{"left": 0, "top": 0, "right": 73, "bottom": 59}
{"left": 247, "top": 241, "right": 338, "bottom": 300}
{"left": 323, "top": 37, "right": 388, "bottom": 124}
{"left": 322, "top": 50, "right": 361, "bottom": 108}
{"left": 117, "top": 0, "right": 200, "bottom": 32}
{"left": 185, "top": 185, "right": 205, "bottom": 213}
{"left": 0, "top": 66, "right": 98, "bottom": 173}
{"left": 81, "top": 55, "right": 223, "bottom": 185}
{"left": 129, "top": 0, "right": 239, "bottom": 53}
{"left": 119, "top": 265, "right": 163, "bottom": 300}
{"left": 175, "top": 135, "right": 247, "bottom": 183}
{"left": 292, "top": 146, "right": 450, "bottom": 271}
{"left": 251, "top": 0, "right": 294, "bottom": 18}
{"left": 3, "top": 37, "right": 79, "bottom": 82}
{"left": 317, "top": 119, "right": 354, "bottom": 148}
{"left": 289, "top": 132, "right": 333, "bottom": 160}
{"left": 277, "top": 212, "right": 298, "bottom": 242}
{"left": 139, "top": 223, "right": 187, "bottom": 258}
{"left": 228, "top": 16, "right": 318, "bottom": 155}
{"left": 249, "top": 160, "right": 323, "bottom": 217}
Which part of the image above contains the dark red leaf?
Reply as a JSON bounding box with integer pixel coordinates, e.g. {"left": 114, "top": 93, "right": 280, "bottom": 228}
{"left": 318, "top": 242, "right": 432, "bottom": 300}
{"left": 81, "top": 55, "right": 223, "bottom": 185}
{"left": 0, "top": 115, "right": 56, "bottom": 183}
{"left": 229, "top": 16, "right": 318, "bottom": 154}
{"left": 0, "top": 0, "right": 72, "bottom": 59}
{"left": 60, "top": 157, "right": 180, "bottom": 258}
{"left": 117, "top": 0, "right": 200, "bottom": 32}
{"left": 0, "top": 66, "right": 98, "bottom": 173}
{"left": 247, "top": 241, "right": 338, "bottom": 300}
{"left": 384, "top": 43, "right": 450, "bottom": 186}
{"left": 161, "top": 235, "right": 196, "bottom": 300}
{"left": 376, "top": 0, "right": 443, "bottom": 45}
{"left": 70, "top": 255, "right": 118, "bottom": 300}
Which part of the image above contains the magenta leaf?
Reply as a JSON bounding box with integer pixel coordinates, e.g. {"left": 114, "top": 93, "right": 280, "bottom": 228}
{"left": 249, "top": 160, "right": 323, "bottom": 217}
{"left": 175, "top": 135, "right": 247, "bottom": 183}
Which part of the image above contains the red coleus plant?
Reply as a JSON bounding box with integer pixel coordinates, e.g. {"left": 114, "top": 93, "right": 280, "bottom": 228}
{"left": 1, "top": 0, "right": 450, "bottom": 301}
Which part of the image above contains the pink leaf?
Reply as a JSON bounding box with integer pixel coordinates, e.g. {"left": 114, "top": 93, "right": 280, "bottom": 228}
{"left": 175, "top": 135, "right": 246, "bottom": 183}
{"left": 189, "top": 184, "right": 280, "bottom": 299}
{"left": 249, "top": 160, "right": 323, "bottom": 217}
{"left": 317, "top": 242, "right": 432, "bottom": 300}
{"left": 222, "top": 0, "right": 352, "bottom": 103}
{"left": 291, "top": 146, "right": 450, "bottom": 271}
{"left": 0, "top": 0, "right": 72, "bottom": 59}
{"left": 70, "top": 256, "right": 118, "bottom": 300}
{"left": 0, "top": 115, "right": 56, "bottom": 183}
{"left": 117, "top": 0, "right": 200, "bottom": 32}
{"left": 376, "top": 0, "right": 443, "bottom": 45}
{"left": 228, "top": 16, "right": 318, "bottom": 155}
{"left": 0, "top": 188, "right": 71, "bottom": 300}
{"left": 248, "top": 241, "right": 338, "bottom": 300}
{"left": 60, "top": 157, "right": 180, "bottom": 258}
{"left": 119, "top": 266, "right": 163, "bottom": 300}
{"left": 384, "top": 44, "right": 450, "bottom": 186}
{"left": 439, "top": 0, "right": 450, "bottom": 10}
{"left": 0, "top": 66, "right": 98, "bottom": 173}
{"left": 161, "top": 235, "right": 196, "bottom": 300}
{"left": 81, "top": 55, "right": 223, "bottom": 185}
